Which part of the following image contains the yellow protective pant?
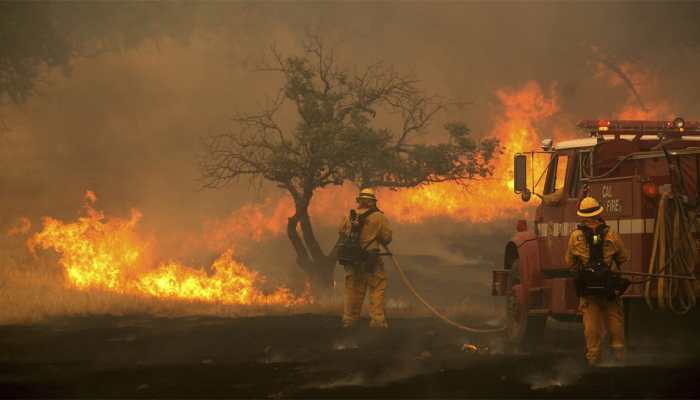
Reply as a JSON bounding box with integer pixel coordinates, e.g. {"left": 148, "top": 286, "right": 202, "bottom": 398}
{"left": 580, "top": 295, "right": 625, "bottom": 364}
{"left": 342, "top": 263, "right": 388, "bottom": 328}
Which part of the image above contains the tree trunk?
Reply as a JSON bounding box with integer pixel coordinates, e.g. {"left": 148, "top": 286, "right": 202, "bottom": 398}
{"left": 286, "top": 208, "right": 336, "bottom": 295}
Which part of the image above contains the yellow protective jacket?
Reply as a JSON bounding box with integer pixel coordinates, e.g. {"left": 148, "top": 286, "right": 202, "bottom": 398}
{"left": 339, "top": 207, "right": 392, "bottom": 252}
{"left": 564, "top": 221, "right": 629, "bottom": 270}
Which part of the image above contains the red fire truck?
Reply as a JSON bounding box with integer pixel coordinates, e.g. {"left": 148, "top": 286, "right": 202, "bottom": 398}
{"left": 493, "top": 118, "right": 700, "bottom": 347}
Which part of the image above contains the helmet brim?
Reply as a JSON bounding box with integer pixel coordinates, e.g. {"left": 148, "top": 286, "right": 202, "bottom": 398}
{"left": 577, "top": 206, "right": 604, "bottom": 217}
{"left": 356, "top": 196, "right": 377, "bottom": 201}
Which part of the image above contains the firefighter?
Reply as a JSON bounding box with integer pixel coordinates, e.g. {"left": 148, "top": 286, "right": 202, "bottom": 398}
{"left": 337, "top": 188, "right": 393, "bottom": 329}
{"left": 565, "top": 196, "right": 630, "bottom": 366}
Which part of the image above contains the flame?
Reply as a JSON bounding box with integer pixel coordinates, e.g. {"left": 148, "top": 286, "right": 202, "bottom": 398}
{"left": 133, "top": 250, "right": 303, "bottom": 305}
{"left": 29, "top": 191, "right": 310, "bottom": 306}
{"left": 380, "top": 81, "right": 560, "bottom": 223}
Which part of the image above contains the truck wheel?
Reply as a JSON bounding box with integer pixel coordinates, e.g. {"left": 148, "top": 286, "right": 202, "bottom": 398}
{"left": 505, "top": 259, "right": 546, "bottom": 351}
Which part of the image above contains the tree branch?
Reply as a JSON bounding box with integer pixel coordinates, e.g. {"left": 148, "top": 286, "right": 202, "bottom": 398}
{"left": 594, "top": 55, "right": 649, "bottom": 112}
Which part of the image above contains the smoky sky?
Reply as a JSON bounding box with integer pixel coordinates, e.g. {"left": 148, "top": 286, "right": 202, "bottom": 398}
{"left": 1, "top": 1, "right": 699, "bottom": 254}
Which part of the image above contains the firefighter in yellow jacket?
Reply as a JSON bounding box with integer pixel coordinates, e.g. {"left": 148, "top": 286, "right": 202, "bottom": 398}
{"left": 565, "top": 196, "right": 630, "bottom": 366}
{"left": 338, "top": 188, "right": 392, "bottom": 328}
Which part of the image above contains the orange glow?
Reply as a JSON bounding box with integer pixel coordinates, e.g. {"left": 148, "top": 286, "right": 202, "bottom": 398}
{"left": 7, "top": 217, "right": 32, "bottom": 236}
{"left": 29, "top": 191, "right": 311, "bottom": 306}
{"left": 202, "top": 197, "right": 295, "bottom": 251}
{"left": 554, "top": 155, "right": 569, "bottom": 191}
{"left": 594, "top": 60, "right": 673, "bottom": 120}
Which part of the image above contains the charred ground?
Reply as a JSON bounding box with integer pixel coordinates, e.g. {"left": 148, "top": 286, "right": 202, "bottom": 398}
{"left": 1, "top": 313, "right": 700, "bottom": 398}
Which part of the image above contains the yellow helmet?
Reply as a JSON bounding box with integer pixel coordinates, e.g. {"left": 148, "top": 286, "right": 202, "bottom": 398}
{"left": 577, "top": 196, "right": 604, "bottom": 217}
{"left": 356, "top": 187, "right": 377, "bottom": 201}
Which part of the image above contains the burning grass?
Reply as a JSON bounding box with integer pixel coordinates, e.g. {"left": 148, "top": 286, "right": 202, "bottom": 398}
{"left": 0, "top": 252, "right": 315, "bottom": 325}
{"left": 0, "top": 191, "right": 321, "bottom": 325}
{"left": 25, "top": 191, "right": 312, "bottom": 308}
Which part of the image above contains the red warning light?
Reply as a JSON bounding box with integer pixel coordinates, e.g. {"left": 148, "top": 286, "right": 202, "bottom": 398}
{"left": 516, "top": 220, "right": 528, "bottom": 232}
{"left": 642, "top": 181, "right": 658, "bottom": 199}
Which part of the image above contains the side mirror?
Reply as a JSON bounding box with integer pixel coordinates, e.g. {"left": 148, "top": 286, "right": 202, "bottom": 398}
{"left": 514, "top": 154, "right": 527, "bottom": 194}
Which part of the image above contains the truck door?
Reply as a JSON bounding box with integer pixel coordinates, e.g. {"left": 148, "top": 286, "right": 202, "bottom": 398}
{"left": 537, "top": 150, "right": 577, "bottom": 273}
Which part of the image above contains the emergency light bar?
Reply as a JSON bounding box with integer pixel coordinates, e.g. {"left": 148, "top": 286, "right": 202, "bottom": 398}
{"left": 577, "top": 118, "right": 700, "bottom": 135}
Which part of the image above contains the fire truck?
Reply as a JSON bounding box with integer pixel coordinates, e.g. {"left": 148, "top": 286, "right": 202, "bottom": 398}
{"left": 492, "top": 118, "right": 700, "bottom": 347}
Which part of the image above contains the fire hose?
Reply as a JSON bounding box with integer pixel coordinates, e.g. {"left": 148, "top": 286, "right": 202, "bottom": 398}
{"left": 382, "top": 244, "right": 506, "bottom": 334}
{"left": 644, "top": 191, "right": 698, "bottom": 314}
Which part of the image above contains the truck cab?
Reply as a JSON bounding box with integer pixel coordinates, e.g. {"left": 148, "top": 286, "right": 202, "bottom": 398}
{"left": 493, "top": 118, "right": 700, "bottom": 346}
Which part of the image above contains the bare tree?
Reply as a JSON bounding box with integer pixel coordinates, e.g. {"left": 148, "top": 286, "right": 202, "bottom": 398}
{"left": 201, "top": 31, "right": 497, "bottom": 292}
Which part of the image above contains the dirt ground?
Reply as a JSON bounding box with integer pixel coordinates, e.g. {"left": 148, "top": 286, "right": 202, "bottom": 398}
{"left": 1, "top": 313, "right": 699, "bottom": 398}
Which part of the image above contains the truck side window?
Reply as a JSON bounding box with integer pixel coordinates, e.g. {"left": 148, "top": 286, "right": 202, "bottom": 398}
{"left": 569, "top": 150, "right": 593, "bottom": 198}
{"left": 544, "top": 154, "right": 569, "bottom": 194}
{"left": 569, "top": 153, "right": 580, "bottom": 198}
{"left": 579, "top": 150, "right": 593, "bottom": 179}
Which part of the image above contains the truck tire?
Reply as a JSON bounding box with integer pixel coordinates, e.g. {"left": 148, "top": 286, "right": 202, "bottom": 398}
{"left": 505, "top": 259, "right": 546, "bottom": 351}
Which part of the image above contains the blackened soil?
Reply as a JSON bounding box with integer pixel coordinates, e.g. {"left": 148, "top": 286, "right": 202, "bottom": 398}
{"left": 0, "top": 314, "right": 699, "bottom": 398}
